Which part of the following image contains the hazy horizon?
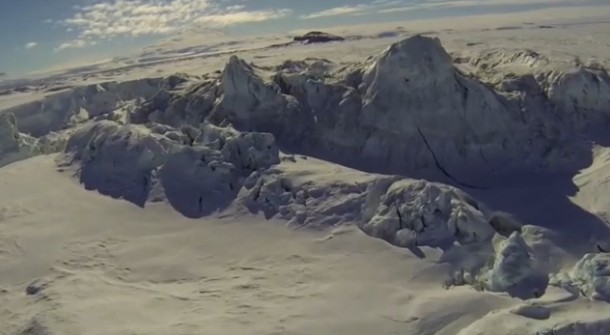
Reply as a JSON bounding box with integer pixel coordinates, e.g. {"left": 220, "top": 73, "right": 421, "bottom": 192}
{"left": 1, "top": 0, "right": 609, "bottom": 76}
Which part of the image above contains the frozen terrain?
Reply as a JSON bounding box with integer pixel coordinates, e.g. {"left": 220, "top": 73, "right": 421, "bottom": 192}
{"left": 3, "top": 11, "right": 610, "bottom": 335}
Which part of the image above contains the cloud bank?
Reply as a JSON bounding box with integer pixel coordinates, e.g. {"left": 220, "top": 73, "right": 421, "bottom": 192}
{"left": 301, "top": 0, "right": 587, "bottom": 19}
{"left": 54, "top": 0, "right": 603, "bottom": 50}
{"left": 56, "top": 0, "right": 291, "bottom": 50}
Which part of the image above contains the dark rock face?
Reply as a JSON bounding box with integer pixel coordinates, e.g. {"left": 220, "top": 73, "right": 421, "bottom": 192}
{"left": 293, "top": 31, "right": 345, "bottom": 44}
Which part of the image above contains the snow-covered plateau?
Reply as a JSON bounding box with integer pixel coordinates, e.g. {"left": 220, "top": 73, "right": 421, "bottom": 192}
{"left": 3, "top": 18, "right": 610, "bottom": 335}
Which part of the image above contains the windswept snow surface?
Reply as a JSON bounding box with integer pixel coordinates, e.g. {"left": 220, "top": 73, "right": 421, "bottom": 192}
{"left": 3, "top": 17, "right": 610, "bottom": 335}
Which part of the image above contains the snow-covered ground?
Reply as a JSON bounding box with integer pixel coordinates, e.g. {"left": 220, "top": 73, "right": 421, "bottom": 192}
{"left": 3, "top": 11, "right": 610, "bottom": 335}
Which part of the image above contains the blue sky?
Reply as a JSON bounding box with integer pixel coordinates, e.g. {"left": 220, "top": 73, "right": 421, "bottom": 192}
{"left": 0, "top": 0, "right": 608, "bottom": 76}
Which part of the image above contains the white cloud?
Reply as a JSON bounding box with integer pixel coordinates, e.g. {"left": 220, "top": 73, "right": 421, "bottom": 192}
{"left": 57, "top": 0, "right": 291, "bottom": 51}
{"left": 25, "top": 42, "right": 38, "bottom": 49}
{"left": 299, "top": 1, "right": 411, "bottom": 19}
{"left": 196, "top": 9, "right": 292, "bottom": 26}
{"left": 55, "top": 39, "right": 96, "bottom": 51}
{"left": 55, "top": 0, "right": 589, "bottom": 48}
{"left": 300, "top": 5, "right": 372, "bottom": 19}
{"left": 379, "top": 0, "right": 578, "bottom": 13}
{"left": 302, "top": 0, "right": 582, "bottom": 19}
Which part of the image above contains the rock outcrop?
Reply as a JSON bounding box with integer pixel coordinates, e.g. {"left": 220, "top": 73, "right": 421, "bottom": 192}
{"left": 293, "top": 31, "right": 345, "bottom": 44}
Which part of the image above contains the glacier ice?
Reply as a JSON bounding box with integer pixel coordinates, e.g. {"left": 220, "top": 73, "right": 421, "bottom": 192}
{"left": 46, "top": 35, "right": 605, "bottom": 190}
{"left": 210, "top": 36, "right": 590, "bottom": 186}
{"left": 361, "top": 179, "right": 494, "bottom": 250}
{"left": 159, "top": 145, "right": 237, "bottom": 217}
{"left": 551, "top": 253, "right": 610, "bottom": 302}
{"left": 481, "top": 232, "right": 539, "bottom": 293}
{"left": 0, "top": 112, "right": 21, "bottom": 155}
{"left": 545, "top": 67, "right": 610, "bottom": 132}
{"left": 19, "top": 35, "right": 605, "bottom": 247}
{"left": 2, "top": 34, "right": 610, "bottom": 299}
{"left": 63, "top": 119, "right": 281, "bottom": 217}
{"left": 0, "top": 112, "right": 38, "bottom": 167}
{"left": 65, "top": 121, "right": 169, "bottom": 206}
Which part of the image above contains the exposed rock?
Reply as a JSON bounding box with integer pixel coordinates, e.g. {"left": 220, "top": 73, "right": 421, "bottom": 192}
{"left": 25, "top": 279, "right": 49, "bottom": 296}
{"left": 489, "top": 213, "right": 523, "bottom": 237}
{"left": 293, "top": 31, "right": 345, "bottom": 44}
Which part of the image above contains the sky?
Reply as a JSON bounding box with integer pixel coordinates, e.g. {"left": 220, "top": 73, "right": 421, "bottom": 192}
{"left": 0, "top": 0, "right": 608, "bottom": 76}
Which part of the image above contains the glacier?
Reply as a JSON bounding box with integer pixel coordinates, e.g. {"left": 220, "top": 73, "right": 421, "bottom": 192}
{"left": 2, "top": 34, "right": 610, "bottom": 305}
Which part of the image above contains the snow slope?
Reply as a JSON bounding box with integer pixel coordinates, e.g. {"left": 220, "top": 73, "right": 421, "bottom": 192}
{"left": 0, "top": 155, "right": 507, "bottom": 335}
{"left": 3, "top": 154, "right": 610, "bottom": 335}
{"left": 3, "top": 16, "right": 610, "bottom": 335}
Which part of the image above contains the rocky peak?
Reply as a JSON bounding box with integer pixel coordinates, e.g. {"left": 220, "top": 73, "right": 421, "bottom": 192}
{"left": 293, "top": 31, "right": 345, "bottom": 44}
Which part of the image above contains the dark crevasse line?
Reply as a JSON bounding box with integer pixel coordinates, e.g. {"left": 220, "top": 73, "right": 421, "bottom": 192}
{"left": 415, "top": 126, "right": 487, "bottom": 190}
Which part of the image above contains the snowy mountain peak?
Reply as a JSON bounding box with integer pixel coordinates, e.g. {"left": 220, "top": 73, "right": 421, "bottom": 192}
{"left": 363, "top": 35, "right": 454, "bottom": 89}
{"left": 226, "top": 55, "right": 252, "bottom": 72}
{"left": 220, "top": 56, "right": 280, "bottom": 108}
